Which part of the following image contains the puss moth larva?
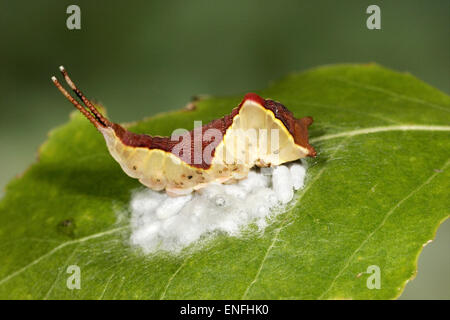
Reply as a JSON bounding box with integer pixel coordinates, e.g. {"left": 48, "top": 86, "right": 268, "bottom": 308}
{"left": 51, "top": 66, "right": 316, "bottom": 196}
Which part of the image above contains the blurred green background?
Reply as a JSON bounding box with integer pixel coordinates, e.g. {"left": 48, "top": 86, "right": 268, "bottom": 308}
{"left": 0, "top": 0, "right": 448, "bottom": 299}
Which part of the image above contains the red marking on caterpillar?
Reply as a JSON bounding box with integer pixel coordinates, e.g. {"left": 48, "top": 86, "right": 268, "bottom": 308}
{"left": 52, "top": 66, "right": 316, "bottom": 196}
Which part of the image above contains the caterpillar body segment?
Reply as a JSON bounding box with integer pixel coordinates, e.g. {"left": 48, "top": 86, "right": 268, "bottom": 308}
{"left": 52, "top": 66, "right": 316, "bottom": 196}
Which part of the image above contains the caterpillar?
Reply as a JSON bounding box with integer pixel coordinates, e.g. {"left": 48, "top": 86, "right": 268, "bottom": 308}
{"left": 51, "top": 66, "right": 316, "bottom": 196}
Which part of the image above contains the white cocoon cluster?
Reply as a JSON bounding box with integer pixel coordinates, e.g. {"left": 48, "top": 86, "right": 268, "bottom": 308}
{"left": 129, "top": 161, "right": 307, "bottom": 254}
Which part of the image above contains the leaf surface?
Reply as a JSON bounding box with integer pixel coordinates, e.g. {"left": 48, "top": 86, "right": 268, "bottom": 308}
{"left": 0, "top": 64, "right": 449, "bottom": 299}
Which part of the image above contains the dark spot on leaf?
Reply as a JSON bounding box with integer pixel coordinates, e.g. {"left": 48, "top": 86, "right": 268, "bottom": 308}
{"left": 57, "top": 218, "right": 76, "bottom": 237}
{"left": 60, "top": 219, "right": 73, "bottom": 227}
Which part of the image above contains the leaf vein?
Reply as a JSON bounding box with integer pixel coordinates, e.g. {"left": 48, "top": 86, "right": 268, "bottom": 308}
{"left": 311, "top": 125, "right": 450, "bottom": 143}
{"left": 330, "top": 76, "right": 450, "bottom": 113}
{"left": 317, "top": 158, "right": 450, "bottom": 299}
{"left": 43, "top": 244, "right": 80, "bottom": 300}
{"left": 159, "top": 257, "right": 190, "bottom": 300}
{"left": 299, "top": 101, "right": 400, "bottom": 125}
{"left": 0, "top": 226, "right": 128, "bottom": 287}
{"left": 241, "top": 139, "right": 349, "bottom": 299}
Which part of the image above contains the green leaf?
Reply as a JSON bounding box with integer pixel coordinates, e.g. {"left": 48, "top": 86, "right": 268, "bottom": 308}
{"left": 0, "top": 64, "right": 449, "bottom": 300}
